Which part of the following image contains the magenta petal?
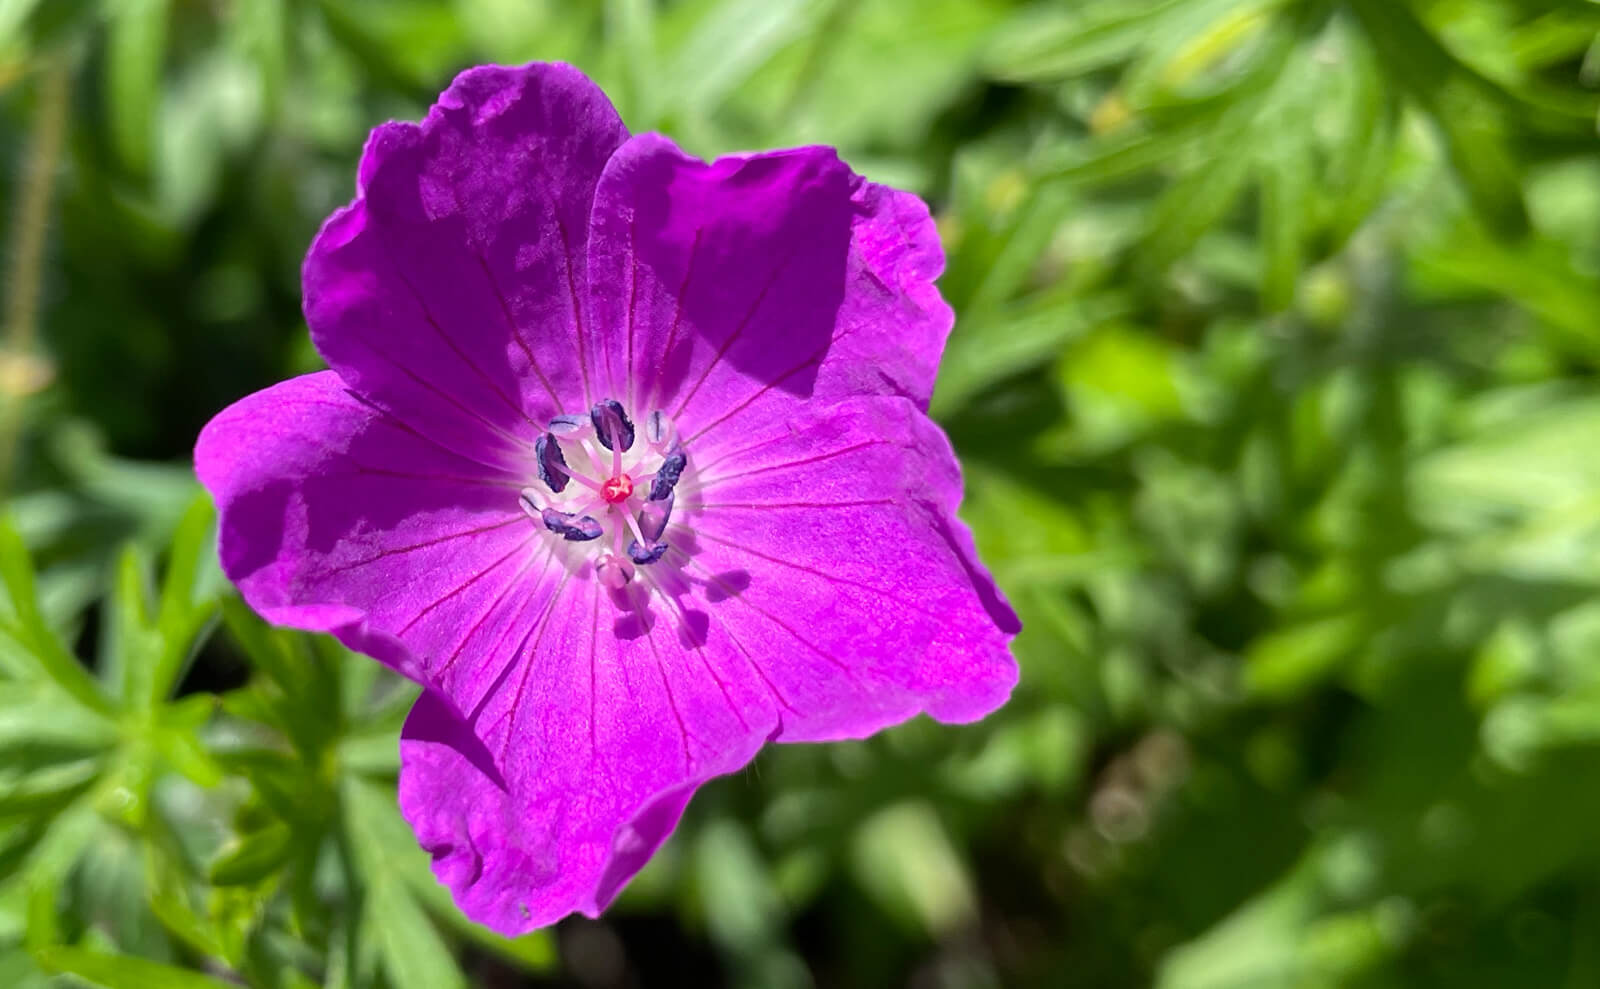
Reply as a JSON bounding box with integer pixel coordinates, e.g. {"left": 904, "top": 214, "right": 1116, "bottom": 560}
{"left": 394, "top": 392, "right": 1014, "bottom": 933}
{"left": 585, "top": 135, "right": 952, "bottom": 446}
{"left": 304, "top": 64, "right": 630, "bottom": 467}
{"left": 399, "top": 677, "right": 765, "bottom": 933}
{"left": 679, "top": 394, "right": 1019, "bottom": 737}
{"left": 195, "top": 371, "right": 559, "bottom": 691}
{"left": 398, "top": 571, "right": 775, "bottom": 933}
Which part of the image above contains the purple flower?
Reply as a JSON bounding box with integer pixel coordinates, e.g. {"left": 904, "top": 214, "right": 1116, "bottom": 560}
{"left": 195, "top": 63, "right": 1018, "bottom": 933}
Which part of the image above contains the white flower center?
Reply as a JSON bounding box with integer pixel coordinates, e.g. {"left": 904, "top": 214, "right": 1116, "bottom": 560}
{"left": 519, "top": 400, "right": 686, "bottom": 588}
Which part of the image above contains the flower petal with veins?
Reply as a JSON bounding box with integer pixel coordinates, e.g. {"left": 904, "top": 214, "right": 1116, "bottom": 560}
{"left": 196, "top": 61, "right": 1018, "bottom": 936}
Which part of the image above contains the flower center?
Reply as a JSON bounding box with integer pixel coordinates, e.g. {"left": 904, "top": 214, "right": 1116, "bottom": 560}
{"left": 518, "top": 399, "right": 687, "bottom": 588}
{"left": 600, "top": 474, "right": 633, "bottom": 504}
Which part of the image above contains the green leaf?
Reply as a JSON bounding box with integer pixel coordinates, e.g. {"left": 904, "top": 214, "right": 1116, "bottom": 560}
{"left": 105, "top": 0, "right": 170, "bottom": 175}
{"left": 733, "top": 0, "right": 1008, "bottom": 152}
{"left": 1049, "top": 323, "right": 1193, "bottom": 457}
{"left": 1348, "top": 0, "right": 1528, "bottom": 237}
{"left": 963, "top": 179, "right": 1076, "bottom": 315}
{"left": 0, "top": 520, "right": 113, "bottom": 715}
{"left": 1156, "top": 854, "right": 1326, "bottom": 989}
{"left": 219, "top": 597, "right": 303, "bottom": 694}
{"left": 984, "top": 0, "right": 1182, "bottom": 83}
{"left": 850, "top": 802, "right": 976, "bottom": 937}
{"left": 9, "top": 0, "right": 98, "bottom": 52}
{"left": 360, "top": 880, "right": 465, "bottom": 989}
{"left": 695, "top": 820, "right": 783, "bottom": 953}
{"left": 0, "top": 516, "right": 47, "bottom": 630}
{"left": 0, "top": 682, "right": 116, "bottom": 755}
{"left": 151, "top": 708, "right": 224, "bottom": 787}
{"left": 229, "top": 0, "right": 288, "bottom": 119}
{"left": 931, "top": 290, "right": 1132, "bottom": 416}
{"left": 311, "top": 0, "right": 453, "bottom": 103}
{"left": 20, "top": 801, "right": 99, "bottom": 948}
{"left": 103, "top": 544, "right": 158, "bottom": 705}
{"left": 603, "top": 0, "right": 659, "bottom": 124}
{"left": 207, "top": 821, "right": 292, "bottom": 887}
{"left": 1258, "top": 127, "right": 1311, "bottom": 311}
{"left": 144, "top": 843, "right": 228, "bottom": 962}
{"left": 342, "top": 777, "right": 554, "bottom": 971}
{"left": 1325, "top": 76, "right": 1395, "bottom": 246}
{"left": 1413, "top": 230, "right": 1600, "bottom": 356}
{"left": 0, "top": 0, "right": 44, "bottom": 54}
{"left": 336, "top": 730, "right": 400, "bottom": 777}
{"left": 31, "top": 946, "right": 238, "bottom": 989}
{"left": 1133, "top": 90, "right": 1268, "bottom": 277}
{"left": 1036, "top": 124, "right": 1200, "bottom": 187}
{"left": 1244, "top": 614, "right": 1366, "bottom": 700}
{"left": 147, "top": 497, "right": 220, "bottom": 705}
{"left": 660, "top": 0, "right": 815, "bottom": 117}
{"left": 0, "top": 760, "right": 98, "bottom": 821}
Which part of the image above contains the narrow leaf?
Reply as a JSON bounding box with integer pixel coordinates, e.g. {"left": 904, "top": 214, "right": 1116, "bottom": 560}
{"left": 32, "top": 946, "right": 238, "bottom": 989}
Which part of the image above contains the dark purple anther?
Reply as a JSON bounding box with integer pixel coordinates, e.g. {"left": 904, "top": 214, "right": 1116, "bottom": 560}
{"left": 638, "top": 490, "right": 673, "bottom": 542}
{"left": 645, "top": 410, "right": 677, "bottom": 451}
{"left": 648, "top": 451, "right": 686, "bottom": 501}
{"left": 627, "top": 539, "right": 669, "bottom": 565}
{"left": 541, "top": 508, "right": 603, "bottom": 542}
{"left": 590, "top": 399, "right": 634, "bottom": 452}
{"left": 535, "top": 433, "right": 570, "bottom": 493}
{"left": 549, "top": 414, "right": 591, "bottom": 439}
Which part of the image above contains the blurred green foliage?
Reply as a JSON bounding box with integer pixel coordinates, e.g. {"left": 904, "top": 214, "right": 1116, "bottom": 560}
{"left": 1, "top": 0, "right": 1599, "bottom": 986}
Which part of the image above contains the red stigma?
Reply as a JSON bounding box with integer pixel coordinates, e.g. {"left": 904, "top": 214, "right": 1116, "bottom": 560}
{"left": 600, "top": 474, "right": 634, "bottom": 504}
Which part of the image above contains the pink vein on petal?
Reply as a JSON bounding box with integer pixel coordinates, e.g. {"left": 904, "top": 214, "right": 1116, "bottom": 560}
{"left": 487, "top": 566, "right": 575, "bottom": 755}
{"left": 680, "top": 525, "right": 945, "bottom": 623}
{"left": 397, "top": 534, "right": 539, "bottom": 636}
{"left": 640, "top": 567, "right": 751, "bottom": 732}
{"left": 643, "top": 227, "right": 703, "bottom": 414}
{"left": 682, "top": 323, "right": 866, "bottom": 448}
{"left": 434, "top": 540, "right": 560, "bottom": 679}
{"left": 556, "top": 217, "right": 593, "bottom": 405}
{"left": 472, "top": 252, "right": 565, "bottom": 411}
{"left": 625, "top": 215, "right": 640, "bottom": 411}
{"left": 675, "top": 552, "right": 864, "bottom": 686}
{"left": 634, "top": 581, "right": 697, "bottom": 774}
{"left": 365, "top": 344, "right": 530, "bottom": 452}
{"left": 670, "top": 250, "right": 792, "bottom": 421}
{"left": 342, "top": 391, "right": 522, "bottom": 478}
{"left": 322, "top": 464, "right": 523, "bottom": 490}
{"left": 391, "top": 264, "right": 541, "bottom": 431}
{"left": 703, "top": 598, "right": 801, "bottom": 719}
{"left": 691, "top": 439, "right": 887, "bottom": 491}
{"left": 682, "top": 498, "right": 898, "bottom": 512}
{"left": 322, "top": 516, "right": 525, "bottom": 576}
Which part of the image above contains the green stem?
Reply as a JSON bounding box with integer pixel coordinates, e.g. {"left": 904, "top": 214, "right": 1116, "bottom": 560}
{"left": 0, "top": 57, "right": 71, "bottom": 495}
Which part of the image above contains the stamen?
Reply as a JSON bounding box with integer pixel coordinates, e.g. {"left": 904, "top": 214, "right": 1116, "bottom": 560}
{"left": 638, "top": 490, "right": 673, "bottom": 542}
{"left": 596, "top": 552, "right": 634, "bottom": 589}
{"left": 561, "top": 469, "right": 605, "bottom": 495}
{"left": 534, "top": 433, "right": 570, "bottom": 493}
{"left": 645, "top": 410, "right": 677, "bottom": 451}
{"left": 518, "top": 488, "right": 543, "bottom": 520}
{"left": 621, "top": 506, "right": 668, "bottom": 565}
{"left": 648, "top": 451, "right": 686, "bottom": 502}
{"left": 540, "top": 508, "right": 603, "bottom": 542}
{"left": 590, "top": 399, "right": 635, "bottom": 453}
{"left": 549, "top": 414, "right": 592, "bottom": 440}
{"left": 627, "top": 539, "right": 669, "bottom": 565}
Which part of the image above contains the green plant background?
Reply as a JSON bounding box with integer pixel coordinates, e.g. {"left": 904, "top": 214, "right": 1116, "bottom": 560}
{"left": 2, "top": 1, "right": 1599, "bottom": 986}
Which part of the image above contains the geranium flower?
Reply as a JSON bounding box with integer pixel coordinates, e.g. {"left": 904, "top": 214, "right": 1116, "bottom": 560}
{"left": 196, "top": 63, "right": 1018, "bottom": 933}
